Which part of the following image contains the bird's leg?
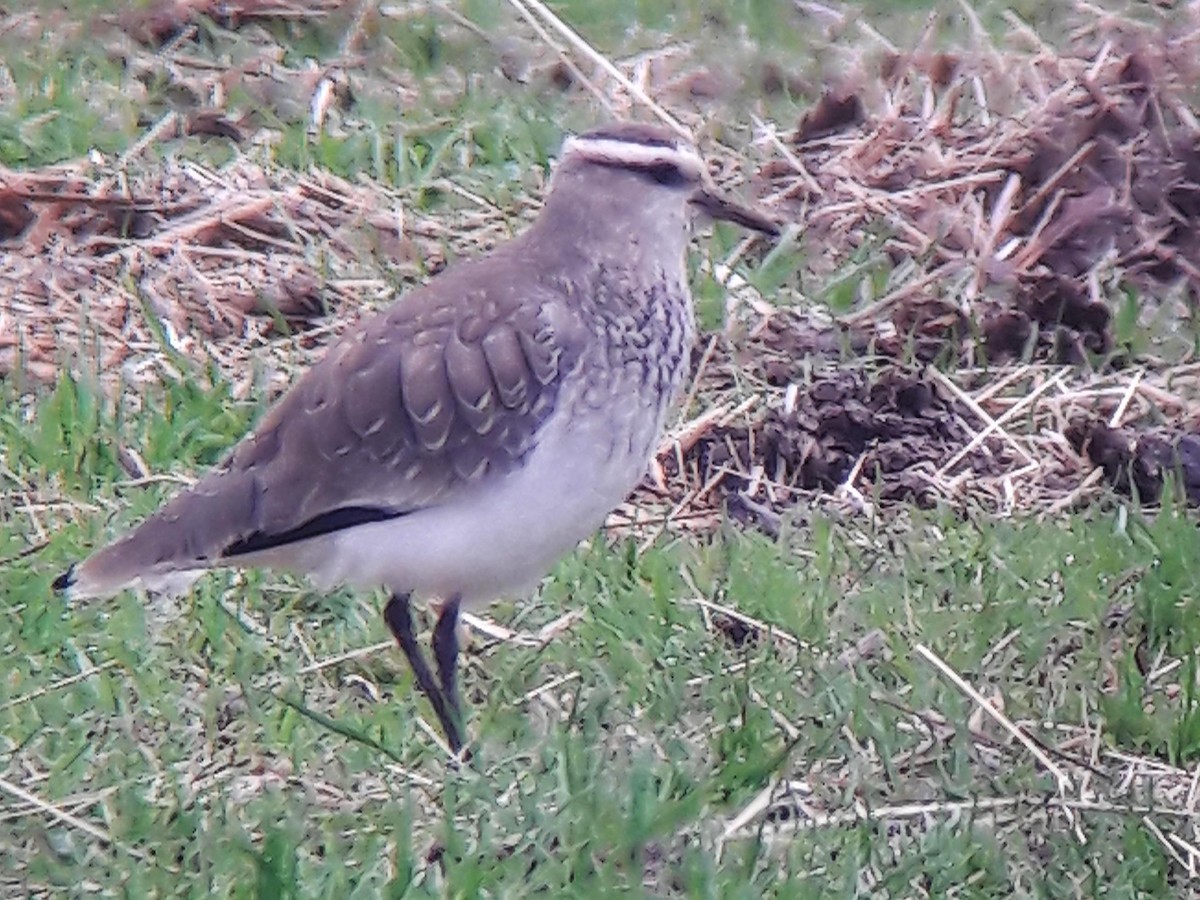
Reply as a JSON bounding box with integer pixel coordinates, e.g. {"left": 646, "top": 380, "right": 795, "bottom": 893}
{"left": 383, "top": 592, "right": 464, "bottom": 754}
{"left": 432, "top": 595, "right": 464, "bottom": 747}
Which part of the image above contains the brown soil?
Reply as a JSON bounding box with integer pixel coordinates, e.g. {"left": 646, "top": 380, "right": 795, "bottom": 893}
{"left": 697, "top": 367, "right": 986, "bottom": 509}
{"left": 760, "top": 25, "right": 1200, "bottom": 370}
{"left": 1068, "top": 419, "right": 1200, "bottom": 505}
{"left": 680, "top": 9, "right": 1200, "bottom": 523}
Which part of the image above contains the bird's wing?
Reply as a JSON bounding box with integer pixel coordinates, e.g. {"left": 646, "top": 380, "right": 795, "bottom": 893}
{"left": 63, "top": 258, "right": 588, "bottom": 598}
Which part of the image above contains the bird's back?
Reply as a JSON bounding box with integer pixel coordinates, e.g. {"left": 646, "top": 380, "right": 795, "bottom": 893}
{"left": 59, "top": 235, "right": 692, "bottom": 604}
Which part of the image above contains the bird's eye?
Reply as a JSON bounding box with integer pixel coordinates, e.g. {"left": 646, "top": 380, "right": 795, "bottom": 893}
{"left": 641, "top": 163, "right": 690, "bottom": 187}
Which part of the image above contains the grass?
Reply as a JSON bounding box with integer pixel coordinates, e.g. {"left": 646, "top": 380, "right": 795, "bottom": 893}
{"left": 7, "top": 369, "right": 1198, "bottom": 895}
{"left": 4, "top": 0, "right": 1200, "bottom": 896}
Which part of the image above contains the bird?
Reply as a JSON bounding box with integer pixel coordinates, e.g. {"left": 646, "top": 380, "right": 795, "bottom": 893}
{"left": 53, "top": 122, "right": 779, "bottom": 755}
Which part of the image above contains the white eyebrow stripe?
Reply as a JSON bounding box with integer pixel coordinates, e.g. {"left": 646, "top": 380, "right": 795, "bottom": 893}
{"left": 562, "top": 136, "right": 705, "bottom": 180}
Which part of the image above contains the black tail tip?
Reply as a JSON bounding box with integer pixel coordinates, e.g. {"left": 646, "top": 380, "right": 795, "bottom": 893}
{"left": 52, "top": 564, "right": 76, "bottom": 593}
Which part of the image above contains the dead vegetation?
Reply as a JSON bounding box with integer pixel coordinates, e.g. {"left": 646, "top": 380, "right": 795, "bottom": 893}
{"left": 2, "top": 159, "right": 395, "bottom": 387}
{"left": 6, "top": 1, "right": 1200, "bottom": 890}
{"left": 646, "top": 4, "right": 1200, "bottom": 524}
{"left": 116, "top": 0, "right": 346, "bottom": 46}
{"left": 762, "top": 13, "right": 1200, "bottom": 365}
{"left": 4, "top": 4, "right": 1200, "bottom": 517}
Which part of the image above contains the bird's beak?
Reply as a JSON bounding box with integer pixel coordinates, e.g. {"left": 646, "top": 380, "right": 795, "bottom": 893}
{"left": 690, "top": 183, "right": 780, "bottom": 236}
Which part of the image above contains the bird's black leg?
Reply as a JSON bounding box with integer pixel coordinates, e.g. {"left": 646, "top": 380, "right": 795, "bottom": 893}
{"left": 384, "top": 592, "right": 464, "bottom": 754}
{"left": 432, "top": 595, "right": 464, "bottom": 749}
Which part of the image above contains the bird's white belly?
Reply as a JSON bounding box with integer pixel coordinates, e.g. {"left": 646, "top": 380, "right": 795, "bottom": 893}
{"left": 290, "top": 412, "right": 653, "bottom": 606}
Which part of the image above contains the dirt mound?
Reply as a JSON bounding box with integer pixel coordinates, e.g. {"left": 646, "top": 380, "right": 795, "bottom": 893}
{"left": 696, "top": 367, "right": 987, "bottom": 510}
{"left": 1068, "top": 419, "right": 1200, "bottom": 505}
{"left": 627, "top": 311, "right": 1200, "bottom": 532}
{"left": 675, "top": 9, "right": 1200, "bottom": 523}
{"left": 759, "top": 16, "right": 1200, "bottom": 368}
{"left": 642, "top": 352, "right": 1076, "bottom": 536}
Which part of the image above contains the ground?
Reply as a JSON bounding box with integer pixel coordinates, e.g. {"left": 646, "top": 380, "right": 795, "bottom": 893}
{"left": 3, "top": 0, "right": 1200, "bottom": 896}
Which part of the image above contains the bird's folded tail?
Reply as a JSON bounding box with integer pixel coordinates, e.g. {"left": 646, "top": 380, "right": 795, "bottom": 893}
{"left": 53, "top": 526, "right": 208, "bottom": 601}
{"left": 53, "top": 463, "right": 407, "bottom": 601}
{"left": 52, "top": 467, "right": 262, "bottom": 601}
